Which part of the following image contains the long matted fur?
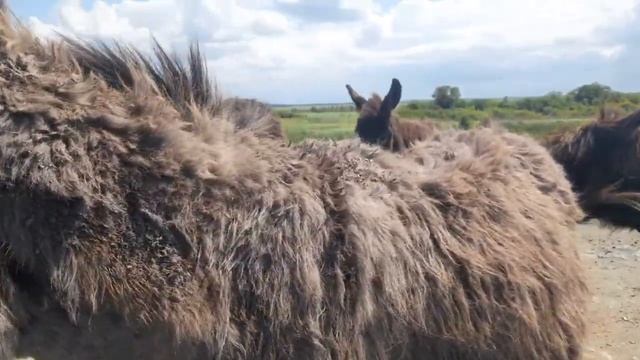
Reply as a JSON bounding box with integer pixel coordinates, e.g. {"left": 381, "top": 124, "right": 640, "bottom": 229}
{"left": 545, "top": 108, "right": 640, "bottom": 231}
{"left": 0, "top": 5, "right": 587, "bottom": 360}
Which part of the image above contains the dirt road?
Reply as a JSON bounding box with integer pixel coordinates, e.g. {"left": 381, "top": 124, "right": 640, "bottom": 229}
{"left": 580, "top": 222, "right": 640, "bottom": 360}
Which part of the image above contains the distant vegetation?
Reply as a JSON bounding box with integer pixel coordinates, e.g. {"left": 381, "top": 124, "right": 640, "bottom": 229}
{"left": 432, "top": 85, "right": 461, "bottom": 109}
{"left": 274, "top": 82, "right": 640, "bottom": 143}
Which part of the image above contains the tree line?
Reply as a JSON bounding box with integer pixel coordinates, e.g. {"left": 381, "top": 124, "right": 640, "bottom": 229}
{"left": 430, "top": 82, "right": 639, "bottom": 113}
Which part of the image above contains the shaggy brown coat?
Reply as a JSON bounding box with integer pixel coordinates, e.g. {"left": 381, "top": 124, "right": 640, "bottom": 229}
{"left": 351, "top": 79, "right": 640, "bottom": 233}
{"left": 347, "top": 79, "right": 437, "bottom": 151}
{"left": 545, "top": 108, "right": 640, "bottom": 231}
{"left": 0, "top": 6, "right": 587, "bottom": 360}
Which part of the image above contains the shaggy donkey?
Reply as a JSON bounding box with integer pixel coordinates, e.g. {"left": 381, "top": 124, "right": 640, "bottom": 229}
{"left": 0, "top": 5, "right": 587, "bottom": 360}
{"left": 347, "top": 79, "right": 437, "bottom": 151}
{"left": 544, "top": 108, "right": 640, "bottom": 231}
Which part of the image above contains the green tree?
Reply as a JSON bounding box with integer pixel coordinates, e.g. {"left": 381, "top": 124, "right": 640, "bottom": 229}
{"left": 569, "top": 83, "right": 612, "bottom": 105}
{"left": 450, "top": 87, "right": 461, "bottom": 100}
{"left": 432, "top": 85, "right": 461, "bottom": 109}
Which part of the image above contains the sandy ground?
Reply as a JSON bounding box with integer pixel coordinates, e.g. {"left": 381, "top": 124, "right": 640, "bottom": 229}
{"left": 580, "top": 221, "right": 640, "bottom": 360}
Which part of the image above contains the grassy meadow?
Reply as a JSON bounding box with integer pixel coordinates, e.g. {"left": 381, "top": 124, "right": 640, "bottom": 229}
{"left": 277, "top": 108, "right": 592, "bottom": 143}
{"left": 279, "top": 111, "right": 357, "bottom": 143}
{"left": 275, "top": 105, "right": 593, "bottom": 144}
{"left": 273, "top": 85, "right": 640, "bottom": 143}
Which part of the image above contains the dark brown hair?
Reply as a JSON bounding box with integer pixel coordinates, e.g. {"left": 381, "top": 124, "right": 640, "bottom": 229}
{"left": 347, "top": 79, "right": 436, "bottom": 151}
{"left": 546, "top": 107, "right": 640, "bottom": 231}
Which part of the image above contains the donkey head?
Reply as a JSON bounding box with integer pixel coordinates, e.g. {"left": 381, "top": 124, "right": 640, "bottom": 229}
{"left": 346, "top": 78, "right": 402, "bottom": 148}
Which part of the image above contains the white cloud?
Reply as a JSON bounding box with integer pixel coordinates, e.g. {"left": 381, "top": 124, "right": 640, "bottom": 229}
{"left": 19, "top": 0, "right": 640, "bottom": 103}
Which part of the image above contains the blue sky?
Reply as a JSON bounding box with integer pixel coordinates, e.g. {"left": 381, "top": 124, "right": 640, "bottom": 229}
{"left": 8, "top": 0, "right": 640, "bottom": 104}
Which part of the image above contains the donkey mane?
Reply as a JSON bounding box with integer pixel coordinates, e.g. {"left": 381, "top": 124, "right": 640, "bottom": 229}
{"left": 63, "top": 38, "right": 222, "bottom": 117}
{"left": 61, "top": 33, "right": 284, "bottom": 139}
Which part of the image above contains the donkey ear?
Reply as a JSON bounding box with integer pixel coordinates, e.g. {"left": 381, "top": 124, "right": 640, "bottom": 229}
{"left": 346, "top": 84, "right": 367, "bottom": 111}
{"left": 381, "top": 78, "right": 402, "bottom": 115}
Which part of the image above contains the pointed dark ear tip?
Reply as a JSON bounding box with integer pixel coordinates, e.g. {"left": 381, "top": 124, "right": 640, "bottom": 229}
{"left": 381, "top": 78, "right": 402, "bottom": 111}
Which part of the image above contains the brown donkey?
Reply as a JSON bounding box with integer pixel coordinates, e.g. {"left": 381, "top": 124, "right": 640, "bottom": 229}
{"left": 545, "top": 107, "right": 640, "bottom": 231}
{"left": 0, "top": 4, "right": 587, "bottom": 359}
{"left": 346, "top": 79, "right": 436, "bottom": 151}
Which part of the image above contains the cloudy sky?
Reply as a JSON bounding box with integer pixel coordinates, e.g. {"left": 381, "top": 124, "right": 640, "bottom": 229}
{"left": 8, "top": 0, "right": 640, "bottom": 104}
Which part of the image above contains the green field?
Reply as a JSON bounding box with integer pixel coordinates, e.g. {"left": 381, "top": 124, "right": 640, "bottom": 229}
{"left": 273, "top": 84, "right": 640, "bottom": 142}
{"left": 280, "top": 111, "right": 357, "bottom": 143}
{"left": 277, "top": 109, "right": 591, "bottom": 143}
